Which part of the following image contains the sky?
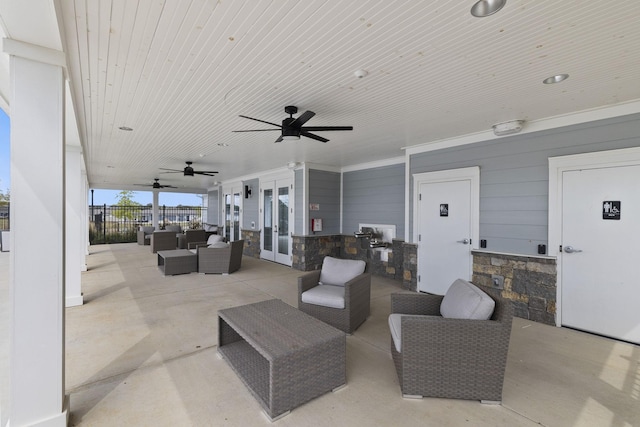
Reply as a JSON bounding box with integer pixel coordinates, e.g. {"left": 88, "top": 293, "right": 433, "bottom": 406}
{"left": 0, "top": 109, "right": 202, "bottom": 206}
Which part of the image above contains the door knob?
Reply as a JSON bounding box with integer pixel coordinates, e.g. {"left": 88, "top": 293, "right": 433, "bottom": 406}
{"left": 457, "top": 238, "right": 470, "bottom": 244}
{"left": 563, "top": 245, "right": 582, "bottom": 253}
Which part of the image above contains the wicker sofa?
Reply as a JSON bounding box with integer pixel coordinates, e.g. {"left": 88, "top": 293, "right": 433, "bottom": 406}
{"left": 297, "top": 257, "right": 371, "bottom": 334}
{"left": 389, "top": 280, "right": 513, "bottom": 402}
{"left": 196, "top": 239, "right": 244, "bottom": 274}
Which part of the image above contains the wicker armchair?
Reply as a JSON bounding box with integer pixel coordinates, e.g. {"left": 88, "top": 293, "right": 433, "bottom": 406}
{"left": 150, "top": 230, "right": 178, "bottom": 253}
{"left": 389, "top": 287, "right": 513, "bottom": 402}
{"left": 137, "top": 226, "right": 154, "bottom": 245}
{"left": 197, "top": 240, "right": 244, "bottom": 274}
{"left": 297, "top": 257, "right": 371, "bottom": 334}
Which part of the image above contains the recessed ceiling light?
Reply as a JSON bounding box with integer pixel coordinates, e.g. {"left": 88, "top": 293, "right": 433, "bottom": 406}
{"left": 217, "top": 143, "right": 229, "bottom": 147}
{"left": 543, "top": 74, "right": 569, "bottom": 84}
{"left": 118, "top": 126, "right": 133, "bottom": 131}
{"left": 471, "top": 0, "right": 507, "bottom": 17}
{"left": 354, "top": 69, "right": 368, "bottom": 79}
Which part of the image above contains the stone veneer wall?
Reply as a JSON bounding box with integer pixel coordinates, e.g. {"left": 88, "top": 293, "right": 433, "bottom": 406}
{"left": 472, "top": 251, "right": 557, "bottom": 325}
{"left": 292, "top": 235, "right": 342, "bottom": 271}
{"left": 240, "top": 229, "right": 260, "bottom": 258}
{"left": 292, "top": 234, "right": 417, "bottom": 289}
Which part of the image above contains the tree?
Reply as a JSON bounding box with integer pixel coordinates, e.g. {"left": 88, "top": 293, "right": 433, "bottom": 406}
{"left": 0, "top": 188, "right": 8, "bottom": 206}
{"left": 0, "top": 179, "right": 8, "bottom": 206}
{"left": 113, "top": 190, "right": 141, "bottom": 220}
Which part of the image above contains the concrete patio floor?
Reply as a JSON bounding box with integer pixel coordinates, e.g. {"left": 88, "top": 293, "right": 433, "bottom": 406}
{"left": 2, "top": 243, "right": 639, "bottom": 426}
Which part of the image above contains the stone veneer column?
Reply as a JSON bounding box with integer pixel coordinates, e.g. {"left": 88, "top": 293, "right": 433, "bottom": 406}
{"left": 240, "top": 229, "right": 261, "bottom": 258}
{"left": 472, "top": 251, "right": 557, "bottom": 325}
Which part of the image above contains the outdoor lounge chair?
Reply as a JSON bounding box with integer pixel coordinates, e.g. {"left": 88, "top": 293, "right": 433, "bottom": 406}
{"left": 196, "top": 239, "right": 244, "bottom": 274}
{"left": 137, "top": 226, "right": 154, "bottom": 245}
{"left": 297, "top": 256, "right": 371, "bottom": 334}
{"left": 388, "top": 279, "right": 513, "bottom": 402}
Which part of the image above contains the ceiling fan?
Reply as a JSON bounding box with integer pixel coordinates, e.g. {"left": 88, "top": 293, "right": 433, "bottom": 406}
{"left": 159, "top": 161, "right": 218, "bottom": 177}
{"left": 134, "top": 178, "right": 177, "bottom": 189}
{"left": 233, "top": 105, "right": 353, "bottom": 143}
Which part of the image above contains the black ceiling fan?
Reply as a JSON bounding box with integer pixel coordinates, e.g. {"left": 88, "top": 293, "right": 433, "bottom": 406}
{"left": 134, "top": 178, "right": 177, "bottom": 189}
{"left": 159, "top": 161, "right": 218, "bottom": 177}
{"left": 233, "top": 105, "right": 353, "bottom": 143}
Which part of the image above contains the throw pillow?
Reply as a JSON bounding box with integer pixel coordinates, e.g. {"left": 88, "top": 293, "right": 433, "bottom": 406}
{"left": 207, "top": 234, "right": 225, "bottom": 245}
{"left": 440, "top": 279, "right": 495, "bottom": 320}
{"left": 318, "top": 257, "right": 366, "bottom": 287}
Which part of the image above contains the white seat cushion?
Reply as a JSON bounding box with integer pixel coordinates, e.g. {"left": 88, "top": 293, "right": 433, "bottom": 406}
{"left": 207, "top": 242, "right": 228, "bottom": 248}
{"left": 318, "top": 257, "right": 366, "bottom": 287}
{"left": 301, "top": 284, "right": 345, "bottom": 309}
{"left": 207, "top": 234, "right": 225, "bottom": 245}
{"left": 440, "top": 279, "right": 495, "bottom": 320}
{"left": 388, "top": 313, "right": 403, "bottom": 352}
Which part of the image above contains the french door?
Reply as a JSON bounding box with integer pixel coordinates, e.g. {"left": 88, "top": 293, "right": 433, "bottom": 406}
{"left": 223, "top": 187, "right": 241, "bottom": 242}
{"left": 261, "top": 178, "right": 292, "bottom": 266}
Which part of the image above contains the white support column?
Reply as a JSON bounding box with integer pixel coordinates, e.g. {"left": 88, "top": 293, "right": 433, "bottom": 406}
{"left": 82, "top": 172, "right": 90, "bottom": 258}
{"left": 66, "top": 145, "right": 84, "bottom": 307}
{"left": 152, "top": 191, "right": 159, "bottom": 229}
{"left": 6, "top": 41, "right": 69, "bottom": 426}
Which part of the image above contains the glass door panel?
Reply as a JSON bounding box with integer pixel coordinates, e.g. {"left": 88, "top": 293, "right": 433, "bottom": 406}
{"left": 263, "top": 188, "right": 273, "bottom": 252}
{"left": 233, "top": 192, "right": 240, "bottom": 241}
{"left": 277, "top": 186, "right": 289, "bottom": 256}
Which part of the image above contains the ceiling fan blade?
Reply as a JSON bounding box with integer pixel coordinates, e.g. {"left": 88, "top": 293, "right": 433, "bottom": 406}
{"left": 232, "top": 129, "right": 281, "bottom": 132}
{"left": 275, "top": 135, "right": 283, "bottom": 143}
{"left": 161, "top": 185, "right": 178, "bottom": 188}
{"left": 289, "top": 110, "right": 315, "bottom": 128}
{"left": 301, "top": 126, "right": 353, "bottom": 131}
{"left": 301, "top": 131, "right": 329, "bottom": 143}
{"left": 159, "top": 168, "right": 182, "bottom": 172}
{"left": 194, "top": 171, "right": 218, "bottom": 176}
{"left": 239, "top": 115, "right": 281, "bottom": 128}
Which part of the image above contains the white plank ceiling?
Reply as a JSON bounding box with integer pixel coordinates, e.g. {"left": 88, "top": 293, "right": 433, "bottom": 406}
{"left": 5, "top": 0, "right": 640, "bottom": 192}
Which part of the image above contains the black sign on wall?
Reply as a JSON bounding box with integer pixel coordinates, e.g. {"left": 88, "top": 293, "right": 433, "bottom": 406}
{"left": 602, "top": 201, "right": 621, "bottom": 220}
{"left": 440, "top": 204, "right": 449, "bottom": 217}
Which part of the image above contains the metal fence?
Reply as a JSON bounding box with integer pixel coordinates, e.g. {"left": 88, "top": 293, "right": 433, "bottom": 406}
{"left": 89, "top": 204, "right": 203, "bottom": 244}
{"left": 0, "top": 203, "right": 8, "bottom": 230}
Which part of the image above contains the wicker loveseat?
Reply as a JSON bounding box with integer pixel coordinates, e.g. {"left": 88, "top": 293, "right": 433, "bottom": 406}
{"left": 150, "top": 230, "right": 178, "bottom": 253}
{"left": 389, "top": 279, "right": 513, "bottom": 403}
{"left": 297, "top": 257, "right": 371, "bottom": 334}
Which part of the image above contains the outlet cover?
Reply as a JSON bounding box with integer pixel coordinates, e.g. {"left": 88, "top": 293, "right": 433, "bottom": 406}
{"left": 491, "top": 274, "right": 504, "bottom": 289}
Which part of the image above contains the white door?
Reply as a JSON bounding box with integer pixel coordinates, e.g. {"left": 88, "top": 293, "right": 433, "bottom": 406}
{"left": 416, "top": 168, "right": 478, "bottom": 295}
{"left": 223, "top": 188, "right": 241, "bottom": 242}
{"left": 561, "top": 165, "right": 640, "bottom": 344}
{"left": 260, "top": 179, "right": 292, "bottom": 266}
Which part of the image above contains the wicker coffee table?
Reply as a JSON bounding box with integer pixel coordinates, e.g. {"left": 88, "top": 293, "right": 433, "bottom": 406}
{"left": 157, "top": 249, "right": 197, "bottom": 275}
{"left": 218, "top": 299, "right": 346, "bottom": 421}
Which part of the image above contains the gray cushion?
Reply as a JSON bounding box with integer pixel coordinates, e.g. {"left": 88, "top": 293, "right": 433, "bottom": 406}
{"left": 440, "top": 279, "right": 495, "bottom": 320}
{"left": 140, "top": 226, "right": 154, "bottom": 233}
{"left": 207, "top": 234, "right": 225, "bottom": 245}
{"left": 318, "top": 257, "right": 366, "bottom": 287}
{"left": 301, "top": 284, "right": 345, "bottom": 309}
{"left": 165, "top": 225, "right": 182, "bottom": 233}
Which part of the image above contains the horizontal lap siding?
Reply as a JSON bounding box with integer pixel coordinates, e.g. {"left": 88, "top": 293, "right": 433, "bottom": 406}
{"left": 410, "top": 113, "right": 640, "bottom": 255}
{"left": 295, "top": 169, "right": 304, "bottom": 234}
{"left": 309, "top": 169, "right": 341, "bottom": 235}
{"left": 343, "top": 164, "right": 405, "bottom": 239}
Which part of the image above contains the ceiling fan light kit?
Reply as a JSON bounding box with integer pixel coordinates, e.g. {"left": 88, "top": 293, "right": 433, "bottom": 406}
{"left": 492, "top": 120, "right": 525, "bottom": 136}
